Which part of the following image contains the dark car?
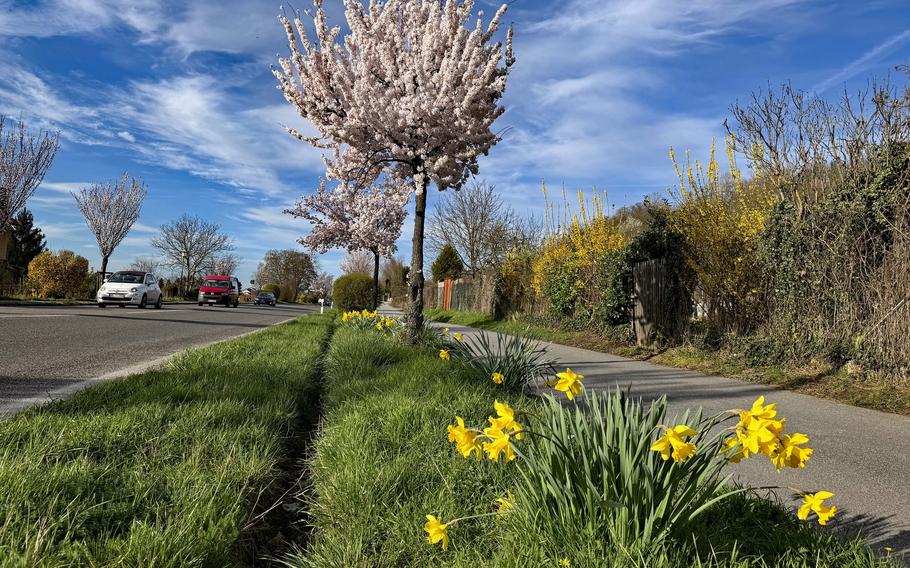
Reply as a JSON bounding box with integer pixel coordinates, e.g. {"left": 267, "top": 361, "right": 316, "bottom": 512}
{"left": 254, "top": 292, "right": 276, "bottom": 306}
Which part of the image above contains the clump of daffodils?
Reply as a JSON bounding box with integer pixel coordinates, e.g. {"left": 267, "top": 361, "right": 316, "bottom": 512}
{"left": 425, "top": 368, "right": 837, "bottom": 552}
{"left": 341, "top": 309, "right": 399, "bottom": 334}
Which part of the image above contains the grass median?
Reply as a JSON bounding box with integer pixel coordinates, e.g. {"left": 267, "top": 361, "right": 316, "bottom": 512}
{"left": 0, "top": 312, "right": 334, "bottom": 566}
{"left": 286, "top": 322, "right": 894, "bottom": 568}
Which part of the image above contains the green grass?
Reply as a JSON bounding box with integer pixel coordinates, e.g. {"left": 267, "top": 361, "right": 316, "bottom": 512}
{"left": 0, "top": 312, "right": 334, "bottom": 567}
{"left": 426, "top": 309, "right": 910, "bottom": 416}
{"left": 285, "top": 325, "right": 534, "bottom": 567}
{"left": 286, "top": 325, "right": 894, "bottom": 568}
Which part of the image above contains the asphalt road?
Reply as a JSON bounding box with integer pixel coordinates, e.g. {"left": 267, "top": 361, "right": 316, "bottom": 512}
{"left": 415, "top": 314, "right": 910, "bottom": 561}
{"left": 0, "top": 302, "right": 317, "bottom": 415}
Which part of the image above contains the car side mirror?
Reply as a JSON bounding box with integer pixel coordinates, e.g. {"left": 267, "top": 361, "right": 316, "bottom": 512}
{"left": 103, "top": 278, "right": 108, "bottom": 283}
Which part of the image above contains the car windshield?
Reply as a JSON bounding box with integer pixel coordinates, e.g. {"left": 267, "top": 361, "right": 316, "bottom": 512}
{"left": 257, "top": 293, "right": 273, "bottom": 298}
{"left": 204, "top": 279, "right": 229, "bottom": 288}
{"left": 108, "top": 272, "right": 144, "bottom": 284}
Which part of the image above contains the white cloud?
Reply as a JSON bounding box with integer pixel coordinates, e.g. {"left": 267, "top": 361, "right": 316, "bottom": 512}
{"left": 116, "top": 130, "right": 137, "bottom": 142}
{"left": 812, "top": 29, "right": 910, "bottom": 93}
{"left": 99, "top": 76, "right": 325, "bottom": 196}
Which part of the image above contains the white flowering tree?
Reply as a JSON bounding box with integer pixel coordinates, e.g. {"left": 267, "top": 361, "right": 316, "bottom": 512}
{"left": 274, "top": 0, "right": 514, "bottom": 339}
{"left": 286, "top": 177, "right": 409, "bottom": 309}
{"left": 73, "top": 173, "right": 147, "bottom": 280}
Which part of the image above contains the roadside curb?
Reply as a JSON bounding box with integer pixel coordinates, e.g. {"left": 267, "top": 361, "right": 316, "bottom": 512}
{"left": 0, "top": 312, "right": 309, "bottom": 419}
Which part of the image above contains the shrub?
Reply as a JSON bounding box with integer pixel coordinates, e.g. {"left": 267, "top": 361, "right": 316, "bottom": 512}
{"left": 667, "top": 138, "right": 777, "bottom": 333}
{"left": 332, "top": 273, "right": 373, "bottom": 311}
{"left": 26, "top": 250, "right": 89, "bottom": 299}
{"left": 261, "top": 283, "right": 282, "bottom": 301}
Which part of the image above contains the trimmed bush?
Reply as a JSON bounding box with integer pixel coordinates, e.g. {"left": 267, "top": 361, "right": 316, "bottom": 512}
{"left": 332, "top": 273, "right": 373, "bottom": 311}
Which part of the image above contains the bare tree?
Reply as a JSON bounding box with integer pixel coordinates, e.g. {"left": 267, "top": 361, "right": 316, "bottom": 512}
{"left": 257, "top": 249, "right": 317, "bottom": 301}
{"left": 0, "top": 116, "right": 59, "bottom": 236}
{"left": 428, "top": 180, "right": 519, "bottom": 276}
{"left": 312, "top": 271, "right": 334, "bottom": 299}
{"left": 151, "top": 214, "right": 233, "bottom": 294}
{"left": 130, "top": 256, "right": 161, "bottom": 274}
{"left": 73, "top": 173, "right": 147, "bottom": 278}
{"left": 340, "top": 249, "right": 373, "bottom": 275}
{"left": 205, "top": 253, "right": 241, "bottom": 276}
{"left": 726, "top": 77, "right": 910, "bottom": 214}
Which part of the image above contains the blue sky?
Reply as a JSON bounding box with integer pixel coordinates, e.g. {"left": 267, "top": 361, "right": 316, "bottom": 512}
{"left": 1, "top": 0, "right": 908, "bottom": 282}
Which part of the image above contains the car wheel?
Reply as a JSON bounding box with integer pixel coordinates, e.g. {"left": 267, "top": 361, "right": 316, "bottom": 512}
{"left": 98, "top": 303, "right": 106, "bottom": 308}
{"left": 198, "top": 302, "right": 203, "bottom": 306}
{"left": 138, "top": 294, "right": 147, "bottom": 309}
{"left": 232, "top": 299, "right": 239, "bottom": 308}
{"left": 118, "top": 304, "right": 125, "bottom": 308}
{"left": 154, "top": 295, "right": 163, "bottom": 309}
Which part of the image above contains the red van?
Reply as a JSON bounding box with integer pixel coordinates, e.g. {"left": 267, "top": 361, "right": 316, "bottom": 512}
{"left": 198, "top": 275, "right": 241, "bottom": 307}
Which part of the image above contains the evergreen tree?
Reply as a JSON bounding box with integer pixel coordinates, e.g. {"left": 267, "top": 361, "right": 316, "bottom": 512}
{"left": 431, "top": 243, "right": 464, "bottom": 282}
{"left": 8, "top": 208, "right": 46, "bottom": 279}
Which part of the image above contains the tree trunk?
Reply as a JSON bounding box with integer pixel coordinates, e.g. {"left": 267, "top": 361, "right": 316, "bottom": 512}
{"left": 404, "top": 180, "right": 428, "bottom": 343}
{"left": 372, "top": 249, "right": 380, "bottom": 311}
{"left": 100, "top": 255, "right": 109, "bottom": 290}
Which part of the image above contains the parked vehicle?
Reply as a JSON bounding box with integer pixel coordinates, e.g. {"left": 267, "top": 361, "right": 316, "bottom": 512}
{"left": 198, "top": 275, "right": 241, "bottom": 307}
{"left": 98, "top": 271, "right": 163, "bottom": 309}
{"left": 254, "top": 292, "right": 276, "bottom": 306}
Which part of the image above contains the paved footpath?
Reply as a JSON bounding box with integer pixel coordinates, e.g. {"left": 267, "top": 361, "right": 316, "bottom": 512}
{"left": 382, "top": 307, "right": 910, "bottom": 559}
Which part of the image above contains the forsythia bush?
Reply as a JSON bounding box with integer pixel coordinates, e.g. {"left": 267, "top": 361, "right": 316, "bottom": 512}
{"left": 668, "top": 137, "right": 778, "bottom": 333}
{"left": 27, "top": 250, "right": 89, "bottom": 299}
{"left": 532, "top": 187, "right": 633, "bottom": 320}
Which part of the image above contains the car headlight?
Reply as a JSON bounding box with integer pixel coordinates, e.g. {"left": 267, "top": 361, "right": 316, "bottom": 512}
{"left": 130, "top": 287, "right": 138, "bottom": 293}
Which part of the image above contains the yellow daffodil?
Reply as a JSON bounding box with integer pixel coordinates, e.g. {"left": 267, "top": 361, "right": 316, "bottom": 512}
{"left": 771, "top": 433, "right": 813, "bottom": 471}
{"left": 492, "top": 372, "right": 504, "bottom": 385}
{"left": 722, "top": 436, "right": 747, "bottom": 463}
{"left": 439, "top": 349, "right": 450, "bottom": 360}
{"left": 424, "top": 515, "right": 449, "bottom": 549}
{"left": 483, "top": 426, "right": 515, "bottom": 461}
{"left": 737, "top": 417, "right": 784, "bottom": 457}
{"left": 798, "top": 491, "right": 836, "bottom": 526}
{"left": 488, "top": 400, "right": 523, "bottom": 439}
{"left": 553, "top": 368, "right": 584, "bottom": 400}
{"left": 447, "top": 417, "right": 483, "bottom": 460}
{"left": 376, "top": 321, "right": 384, "bottom": 331}
{"left": 737, "top": 396, "right": 777, "bottom": 428}
{"left": 559, "top": 560, "right": 571, "bottom": 567}
{"left": 453, "top": 332, "right": 463, "bottom": 342}
{"left": 495, "top": 497, "right": 513, "bottom": 513}
{"left": 443, "top": 327, "right": 450, "bottom": 334}
{"left": 651, "top": 425, "right": 698, "bottom": 462}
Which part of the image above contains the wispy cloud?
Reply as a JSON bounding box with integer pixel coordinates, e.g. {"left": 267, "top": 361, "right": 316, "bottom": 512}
{"left": 812, "top": 29, "right": 910, "bottom": 93}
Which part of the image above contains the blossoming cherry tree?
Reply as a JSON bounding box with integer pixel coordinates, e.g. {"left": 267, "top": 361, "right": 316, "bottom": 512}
{"left": 274, "top": 0, "right": 514, "bottom": 341}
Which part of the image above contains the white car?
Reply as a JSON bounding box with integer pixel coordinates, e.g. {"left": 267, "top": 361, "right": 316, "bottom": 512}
{"left": 97, "top": 270, "right": 163, "bottom": 309}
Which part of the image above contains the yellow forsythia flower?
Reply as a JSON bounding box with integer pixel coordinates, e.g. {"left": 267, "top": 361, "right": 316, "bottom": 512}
{"left": 651, "top": 425, "right": 698, "bottom": 462}
{"left": 439, "top": 349, "right": 449, "bottom": 360}
{"left": 798, "top": 491, "right": 836, "bottom": 526}
{"left": 553, "top": 368, "right": 584, "bottom": 400}
{"left": 424, "top": 515, "right": 449, "bottom": 549}
{"left": 453, "top": 332, "right": 463, "bottom": 342}
{"left": 492, "top": 372, "right": 504, "bottom": 385}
